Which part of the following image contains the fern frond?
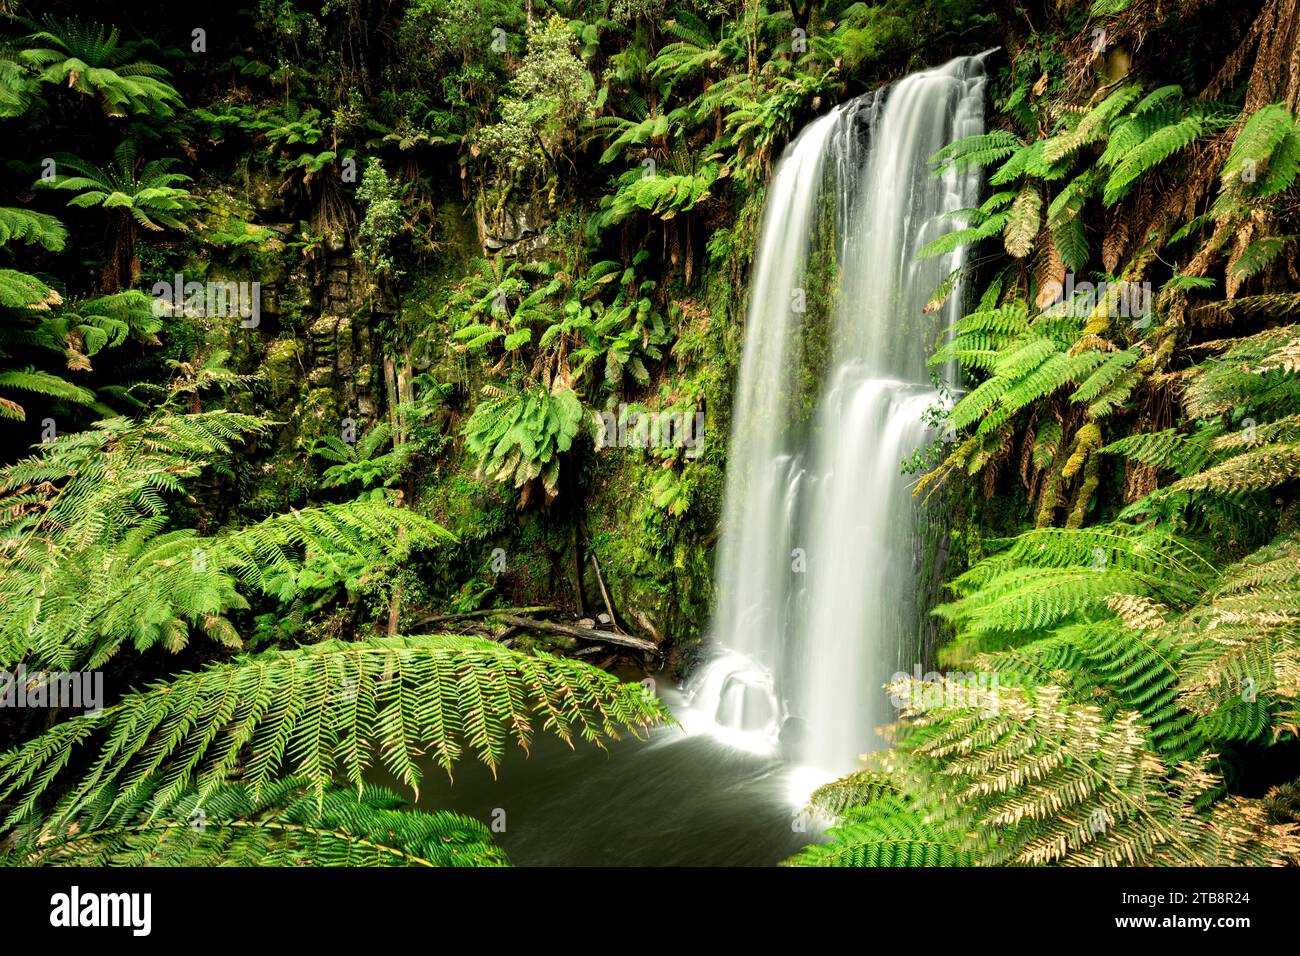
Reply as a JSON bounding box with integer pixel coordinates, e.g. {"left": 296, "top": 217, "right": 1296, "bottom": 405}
{"left": 806, "top": 768, "right": 900, "bottom": 817}
{"left": 887, "top": 678, "right": 1298, "bottom": 865}
{"left": 0, "top": 207, "right": 67, "bottom": 250}
{"left": 786, "top": 797, "right": 973, "bottom": 866}
{"left": 4, "top": 777, "right": 508, "bottom": 867}
{"left": 0, "top": 635, "right": 669, "bottom": 831}
{"left": 0, "top": 411, "right": 448, "bottom": 669}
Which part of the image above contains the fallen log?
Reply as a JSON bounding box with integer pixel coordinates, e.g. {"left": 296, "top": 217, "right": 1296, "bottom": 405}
{"left": 494, "top": 615, "right": 660, "bottom": 655}
{"left": 631, "top": 608, "right": 663, "bottom": 645}
{"left": 410, "top": 605, "right": 557, "bottom": 627}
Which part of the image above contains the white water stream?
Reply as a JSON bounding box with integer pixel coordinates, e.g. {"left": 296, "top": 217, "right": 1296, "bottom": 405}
{"left": 685, "top": 54, "right": 988, "bottom": 796}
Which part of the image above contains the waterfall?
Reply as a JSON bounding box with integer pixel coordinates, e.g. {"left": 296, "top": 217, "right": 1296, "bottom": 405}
{"left": 685, "top": 54, "right": 988, "bottom": 789}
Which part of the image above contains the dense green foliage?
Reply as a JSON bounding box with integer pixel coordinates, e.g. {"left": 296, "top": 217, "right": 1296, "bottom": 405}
{"left": 804, "top": 0, "right": 1300, "bottom": 866}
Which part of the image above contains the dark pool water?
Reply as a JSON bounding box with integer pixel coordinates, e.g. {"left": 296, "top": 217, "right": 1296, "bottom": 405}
{"left": 394, "top": 690, "right": 828, "bottom": 866}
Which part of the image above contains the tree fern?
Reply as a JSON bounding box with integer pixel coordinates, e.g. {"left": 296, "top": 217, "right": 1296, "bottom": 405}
{"left": 0, "top": 409, "right": 450, "bottom": 669}
{"left": 18, "top": 17, "right": 183, "bottom": 118}
{"left": 1071, "top": 349, "right": 1140, "bottom": 404}
{"left": 1175, "top": 534, "right": 1300, "bottom": 741}
{"left": 916, "top": 205, "right": 1009, "bottom": 259}
{"left": 838, "top": 678, "right": 1299, "bottom": 865}
{"left": 805, "top": 766, "right": 901, "bottom": 818}
{"left": 1, "top": 289, "right": 161, "bottom": 382}
{"left": 463, "top": 385, "right": 584, "bottom": 505}
{"left": 0, "top": 267, "right": 60, "bottom": 310}
{"left": 983, "top": 617, "right": 1203, "bottom": 763}
{"left": 0, "top": 207, "right": 66, "bottom": 250}
{"left": 1103, "top": 111, "right": 1214, "bottom": 206}
{"left": 930, "top": 130, "right": 1021, "bottom": 174}
{"left": 4, "top": 777, "right": 508, "bottom": 867}
{"left": 937, "top": 523, "right": 1214, "bottom": 649}
{"left": 1003, "top": 183, "right": 1042, "bottom": 258}
{"left": 1042, "top": 83, "right": 1144, "bottom": 165}
{"left": 0, "top": 634, "right": 668, "bottom": 832}
{"left": 1220, "top": 103, "right": 1300, "bottom": 199}
{"left": 312, "top": 420, "right": 408, "bottom": 490}
{"left": 0, "top": 367, "right": 97, "bottom": 420}
{"left": 787, "top": 796, "right": 974, "bottom": 867}
{"left": 1168, "top": 442, "right": 1300, "bottom": 496}
{"left": 1102, "top": 427, "right": 1216, "bottom": 477}
{"left": 37, "top": 141, "right": 194, "bottom": 232}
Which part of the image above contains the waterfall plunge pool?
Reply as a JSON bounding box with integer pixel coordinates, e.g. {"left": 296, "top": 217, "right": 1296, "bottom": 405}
{"left": 380, "top": 679, "right": 831, "bottom": 867}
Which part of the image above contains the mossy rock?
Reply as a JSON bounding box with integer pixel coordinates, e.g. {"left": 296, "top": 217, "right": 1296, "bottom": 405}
{"left": 262, "top": 338, "right": 301, "bottom": 400}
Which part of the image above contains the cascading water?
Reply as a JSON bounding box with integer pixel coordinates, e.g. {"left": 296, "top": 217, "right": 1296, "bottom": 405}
{"left": 685, "top": 54, "right": 989, "bottom": 790}
{"left": 681, "top": 108, "right": 842, "bottom": 755}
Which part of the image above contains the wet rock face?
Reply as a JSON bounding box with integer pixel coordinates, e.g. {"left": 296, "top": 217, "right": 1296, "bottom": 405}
{"left": 476, "top": 195, "right": 552, "bottom": 258}
{"left": 305, "top": 246, "right": 378, "bottom": 422}
{"left": 200, "top": 229, "right": 381, "bottom": 458}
